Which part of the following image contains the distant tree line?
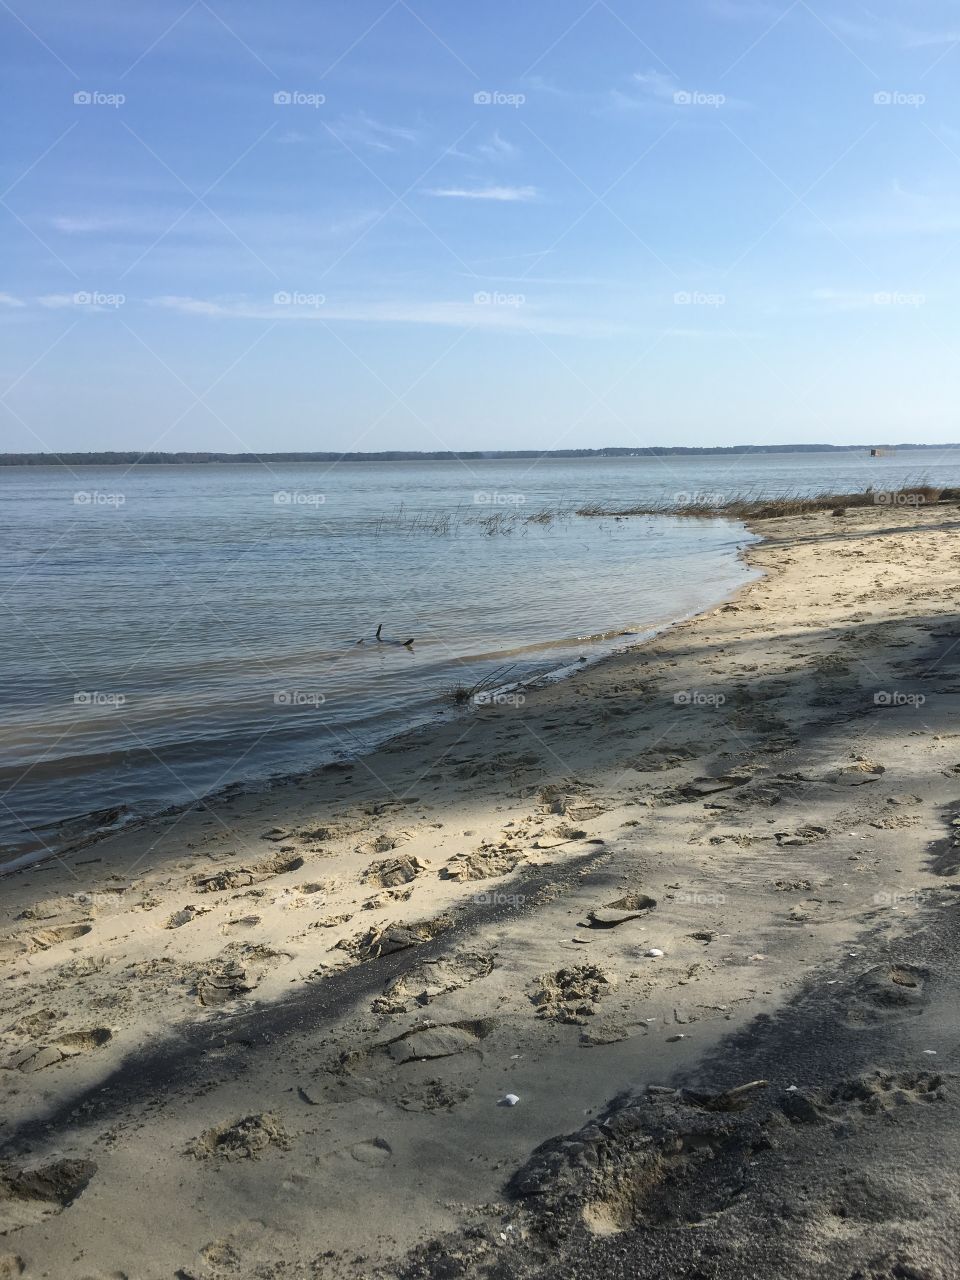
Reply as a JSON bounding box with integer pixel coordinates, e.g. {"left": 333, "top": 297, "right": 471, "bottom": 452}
{"left": 0, "top": 444, "right": 941, "bottom": 466}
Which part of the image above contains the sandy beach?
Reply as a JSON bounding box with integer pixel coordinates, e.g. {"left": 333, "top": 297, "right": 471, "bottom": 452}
{"left": 4, "top": 499, "right": 960, "bottom": 1280}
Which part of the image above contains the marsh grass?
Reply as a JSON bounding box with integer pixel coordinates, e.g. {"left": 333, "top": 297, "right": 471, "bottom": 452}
{"left": 577, "top": 482, "right": 950, "bottom": 521}
{"left": 373, "top": 503, "right": 571, "bottom": 536}
{"left": 372, "top": 484, "right": 955, "bottom": 536}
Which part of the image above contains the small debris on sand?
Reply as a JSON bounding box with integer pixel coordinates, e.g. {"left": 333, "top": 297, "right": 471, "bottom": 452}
{"left": 532, "top": 964, "right": 617, "bottom": 1022}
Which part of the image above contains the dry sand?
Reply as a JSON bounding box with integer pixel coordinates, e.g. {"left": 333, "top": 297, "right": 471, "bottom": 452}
{"left": 3, "top": 501, "right": 960, "bottom": 1279}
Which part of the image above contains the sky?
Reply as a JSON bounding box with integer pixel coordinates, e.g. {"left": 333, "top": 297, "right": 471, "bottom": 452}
{"left": 3, "top": 0, "right": 960, "bottom": 454}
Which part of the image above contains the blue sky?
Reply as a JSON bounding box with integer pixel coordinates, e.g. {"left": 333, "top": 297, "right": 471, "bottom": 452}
{"left": 3, "top": 0, "right": 960, "bottom": 453}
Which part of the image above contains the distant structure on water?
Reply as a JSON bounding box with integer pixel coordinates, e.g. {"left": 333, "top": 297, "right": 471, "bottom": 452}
{"left": 869, "top": 447, "right": 894, "bottom": 457}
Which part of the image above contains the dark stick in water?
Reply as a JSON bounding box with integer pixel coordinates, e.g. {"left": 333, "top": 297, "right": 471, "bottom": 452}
{"left": 375, "top": 622, "right": 414, "bottom": 647}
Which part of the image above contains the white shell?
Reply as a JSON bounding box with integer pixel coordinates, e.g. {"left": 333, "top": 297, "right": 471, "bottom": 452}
{"left": 501, "top": 1093, "right": 521, "bottom": 1106}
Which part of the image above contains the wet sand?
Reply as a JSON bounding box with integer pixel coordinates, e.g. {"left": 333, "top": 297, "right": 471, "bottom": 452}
{"left": 3, "top": 501, "right": 960, "bottom": 1279}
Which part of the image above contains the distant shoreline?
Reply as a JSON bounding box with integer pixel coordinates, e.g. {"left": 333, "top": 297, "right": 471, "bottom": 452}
{"left": 0, "top": 443, "right": 950, "bottom": 466}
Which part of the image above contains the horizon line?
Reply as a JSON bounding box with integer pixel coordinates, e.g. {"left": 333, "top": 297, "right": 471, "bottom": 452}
{"left": 0, "top": 443, "right": 952, "bottom": 466}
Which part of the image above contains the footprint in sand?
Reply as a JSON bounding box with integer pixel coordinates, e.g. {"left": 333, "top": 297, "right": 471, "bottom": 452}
{"left": 372, "top": 950, "right": 495, "bottom": 1013}
{"left": 195, "top": 943, "right": 292, "bottom": 1005}
{"left": 195, "top": 962, "right": 256, "bottom": 1006}
{"left": 253, "top": 851, "right": 304, "bottom": 877}
{"left": 538, "top": 783, "right": 605, "bottom": 819}
{"left": 164, "top": 904, "right": 212, "bottom": 929}
{"left": 192, "top": 868, "right": 255, "bottom": 893}
{"left": 783, "top": 1069, "right": 945, "bottom": 1124}
{"left": 29, "top": 924, "right": 92, "bottom": 951}
{"left": 192, "top": 852, "right": 304, "bottom": 894}
{"left": 842, "top": 963, "right": 930, "bottom": 1027}
{"left": 337, "top": 919, "right": 445, "bottom": 962}
{"left": 360, "top": 854, "right": 428, "bottom": 888}
{"left": 349, "top": 1137, "right": 392, "bottom": 1166}
{"left": 355, "top": 832, "right": 411, "bottom": 857}
{"left": 582, "top": 893, "right": 657, "bottom": 929}
{"left": 334, "top": 1020, "right": 494, "bottom": 1112}
{"left": 220, "top": 914, "right": 262, "bottom": 933}
{"left": 629, "top": 746, "right": 697, "bottom": 772}
{"left": 827, "top": 760, "right": 886, "bottom": 786}
{"left": 0, "top": 1158, "right": 97, "bottom": 1233}
{"left": 440, "top": 847, "right": 521, "bottom": 881}
{"left": 15, "top": 1028, "right": 112, "bottom": 1073}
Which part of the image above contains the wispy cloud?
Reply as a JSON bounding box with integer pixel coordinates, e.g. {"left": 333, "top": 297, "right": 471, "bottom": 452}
{"left": 47, "top": 208, "right": 382, "bottom": 241}
{"left": 477, "top": 131, "right": 519, "bottom": 161}
{"left": 611, "top": 69, "right": 746, "bottom": 111}
{"left": 456, "top": 271, "right": 613, "bottom": 286}
{"left": 0, "top": 293, "right": 25, "bottom": 307}
{"left": 37, "top": 294, "right": 78, "bottom": 309}
{"left": 632, "top": 70, "right": 681, "bottom": 101}
{"left": 148, "top": 293, "right": 620, "bottom": 336}
{"left": 50, "top": 213, "right": 154, "bottom": 234}
{"left": 827, "top": 11, "right": 960, "bottom": 48}
{"left": 423, "top": 185, "right": 537, "bottom": 202}
{"left": 445, "top": 130, "right": 520, "bottom": 164}
{"left": 327, "top": 112, "right": 420, "bottom": 152}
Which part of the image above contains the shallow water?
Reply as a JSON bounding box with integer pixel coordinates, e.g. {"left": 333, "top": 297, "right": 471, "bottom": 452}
{"left": 1, "top": 448, "right": 955, "bottom": 862}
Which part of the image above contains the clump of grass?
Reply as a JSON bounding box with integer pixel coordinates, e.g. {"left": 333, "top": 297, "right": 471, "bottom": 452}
{"left": 375, "top": 503, "right": 467, "bottom": 536}
{"left": 469, "top": 511, "right": 517, "bottom": 535}
{"left": 447, "top": 665, "right": 518, "bottom": 706}
{"left": 578, "top": 482, "right": 947, "bottom": 521}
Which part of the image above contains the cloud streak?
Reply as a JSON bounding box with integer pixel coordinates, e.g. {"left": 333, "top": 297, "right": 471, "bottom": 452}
{"left": 423, "top": 185, "right": 537, "bottom": 202}
{"left": 148, "top": 293, "right": 621, "bottom": 336}
{"left": 326, "top": 112, "right": 420, "bottom": 152}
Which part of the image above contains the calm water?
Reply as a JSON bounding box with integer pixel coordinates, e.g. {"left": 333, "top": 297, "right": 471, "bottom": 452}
{"left": 1, "top": 449, "right": 956, "bottom": 865}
